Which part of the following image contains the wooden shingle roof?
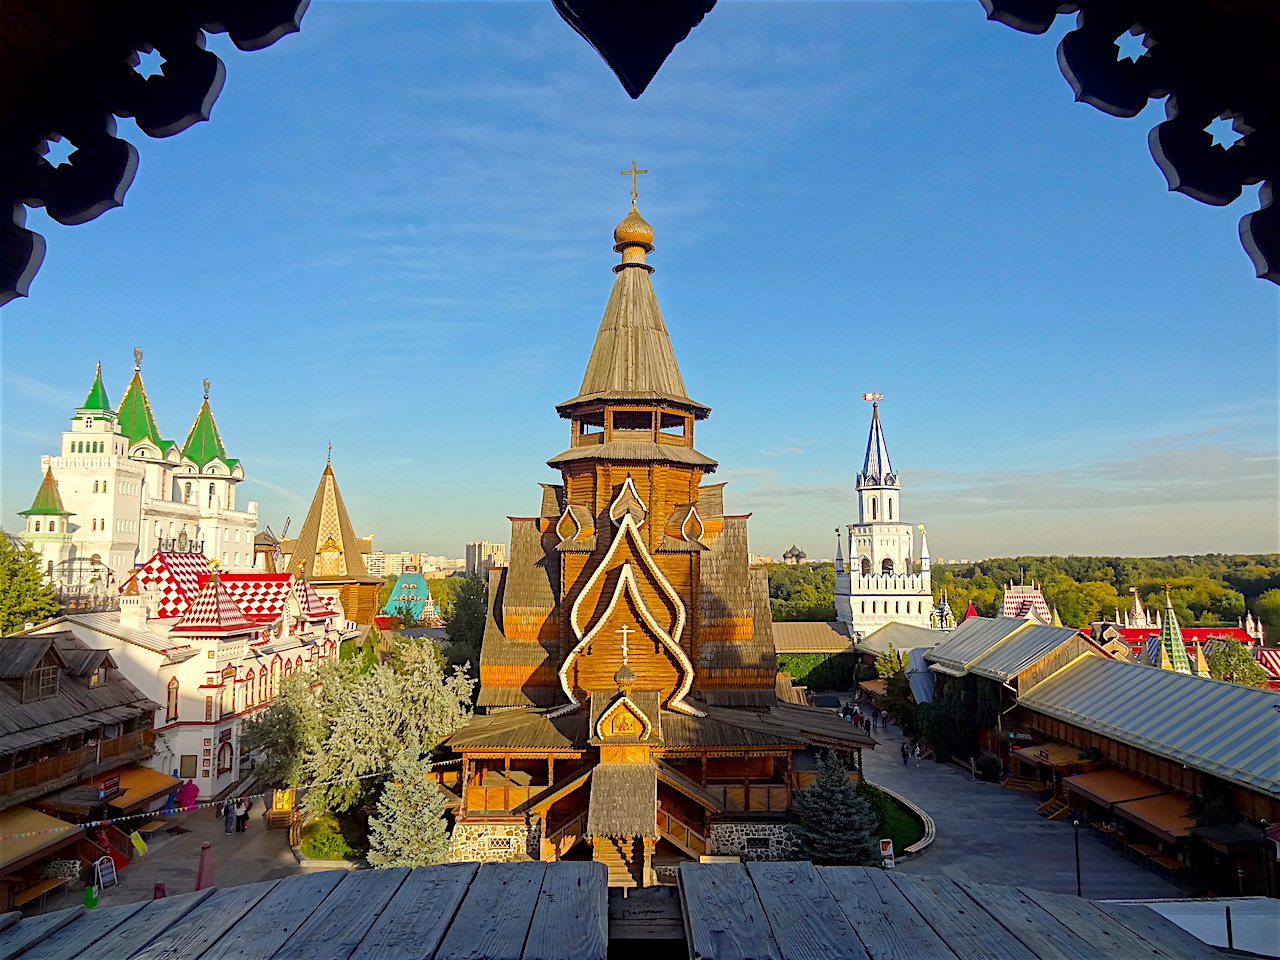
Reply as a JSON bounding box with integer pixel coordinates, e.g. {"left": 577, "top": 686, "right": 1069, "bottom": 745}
{"left": 587, "top": 762, "right": 658, "bottom": 837}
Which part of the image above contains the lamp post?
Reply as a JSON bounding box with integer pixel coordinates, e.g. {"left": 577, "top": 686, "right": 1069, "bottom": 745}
{"left": 1073, "top": 820, "right": 1082, "bottom": 897}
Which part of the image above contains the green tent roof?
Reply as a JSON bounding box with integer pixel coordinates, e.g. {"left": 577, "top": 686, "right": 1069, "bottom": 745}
{"left": 80, "top": 363, "right": 112, "bottom": 412}
{"left": 19, "top": 468, "right": 73, "bottom": 516}
{"left": 116, "top": 370, "right": 167, "bottom": 448}
{"left": 182, "top": 399, "right": 233, "bottom": 468}
{"left": 1160, "top": 590, "right": 1193, "bottom": 673}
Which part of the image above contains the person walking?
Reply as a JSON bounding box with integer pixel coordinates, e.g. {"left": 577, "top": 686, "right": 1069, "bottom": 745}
{"left": 900, "top": 742, "right": 909, "bottom": 766}
{"left": 233, "top": 798, "right": 247, "bottom": 833}
{"left": 913, "top": 744, "right": 922, "bottom": 768}
{"left": 221, "top": 799, "right": 235, "bottom": 835}
{"left": 862, "top": 717, "right": 872, "bottom": 737}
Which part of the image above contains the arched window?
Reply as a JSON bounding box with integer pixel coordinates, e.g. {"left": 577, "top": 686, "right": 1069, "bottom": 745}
{"left": 208, "top": 483, "right": 215, "bottom": 507}
{"left": 216, "top": 742, "right": 233, "bottom": 776}
{"left": 220, "top": 666, "right": 236, "bottom": 718}
{"left": 270, "top": 658, "right": 280, "bottom": 695}
{"left": 92, "top": 481, "right": 97, "bottom": 493}
{"left": 872, "top": 602, "right": 877, "bottom": 614}
{"left": 166, "top": 677, "right": 179, "bottom": 722}
{"left": 34, "top": 521, "right": 40, "bottom": 532}
{"left": 259, "top": 667, "right": 268, "bottom": 702}
{"left": 870, "top": 498, "right": 877, "bottom": 520}
{"left": 860, "top": 558, "right": 871, "bottom": 576}
{"left": 48, "top": 521, "right": 55, "bottom": 532}
{"left": 860, "top": 601, "right": 865, "bottom": 613}
{"left": 888, "top": 498, "right": 893, "bottom": 520}
{"left": 895, "top": 601, "right": 900, "bottom": 614}
{"left": 282, "top": 659, "right": 292, "bottom": 680}
{"left": 183, "top": 482, "right": 192, "bottom": 504}
{"left": 881, "top": 558, "right": 894, "bottom": 575}
{"left": 295, "top": 656, "right": 303, "bottom": 673}
{"left": 244, "top": 672, "right": 256, "bottom": 709}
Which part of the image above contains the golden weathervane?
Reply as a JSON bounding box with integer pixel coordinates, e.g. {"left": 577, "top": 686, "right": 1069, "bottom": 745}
{"left": 621, "top": 161, "right": 648, "bottom": 205}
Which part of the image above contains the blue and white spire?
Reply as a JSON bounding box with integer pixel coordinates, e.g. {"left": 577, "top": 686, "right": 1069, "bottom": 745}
{"left": 858, "top": 401, "right": 897, "bottom": 487}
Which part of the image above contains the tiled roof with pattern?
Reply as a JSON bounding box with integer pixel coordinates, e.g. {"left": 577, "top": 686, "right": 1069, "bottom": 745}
{"left": 502, "top": 519, "right": 557, "bottom": 618}
{"left": 446, "top": 708, "right": 589, "bottom": 751}
{"left": 288, "top": 464, "right": 377, "bottom": 581}
{"left": 181, "top": 398, "right": 235, "bottom": 469}
{"left": 122, "top": 551, "right": 212, "bottom": 619}
{"left": 116, "top": 370, "right": 166, "bottom": 448}
{"left": 219, "top": 574, "right": 294, "bottom": 622}
{"left": 477, "top": 565, "right": 560, "bottom": 709}
{"left": 19, "top": 468, "right": 72, "bottom": 516}
{"left": 170, "top": 574, "right": 256, "bottom": 634}
{"left": 295, "top": 578, "right": 337, "bottom": 618}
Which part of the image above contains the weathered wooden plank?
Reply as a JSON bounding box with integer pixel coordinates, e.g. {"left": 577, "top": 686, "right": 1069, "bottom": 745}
{"left": 887, "top": 874, "right": 1037, "bottom": 960}
{"left": 14, "top": 902, "right": 147, "bottom": 960}
{"left": 68, "top": 889, "right": 214, "bottom": 960}
{"left": 1092, "top": 902, "right": 1223, "bottom": 960}
{"left": 678, "top": 862, "right": 782, "bottom": 960}
{"left": 1016, "top": 889, "right": 1175, "bottom": 960}
{"left": 746, "top": 861, "right": 868, "bottom": 960}
{"left": 954, "top": 881, "right": 1110, "bottom": 960}
{"left": 274, "top": 868, "right": 409, "bottom": 960}
{"left": 0, "top": 917, "right": 17, "bottom": 936}
{"left": 818, "top": 867, "right": 959, "bottom": 960}
{"left": 434, "top": 862, "right": 548, "bottom": 960}
{"left": 199, "top": 870, "right": 346, "bottom": 960}
{"left": 125, "top": 881, "right": 279, "bottom": 960}
{"left": 350, "top": 863, "right": 478, "bottom": 960}
{"left": 0, "top": 907, "right": 84, "bottom": 960}
{"left": 522, "top": 862, "right": 606, "bottom": 960}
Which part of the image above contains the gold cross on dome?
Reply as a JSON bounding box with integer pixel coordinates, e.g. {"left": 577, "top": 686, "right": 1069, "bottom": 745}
{"left": 862, "top": 392, "right": 884, "bottom": 402}
{"left": 621, "top": 162, "right": 648, "bottom": 204}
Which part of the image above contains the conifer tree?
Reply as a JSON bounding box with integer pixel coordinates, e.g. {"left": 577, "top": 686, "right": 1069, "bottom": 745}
{"left": 0, "top": 533, "right": 59, "bottom": 634}
{"left": 1206, "top": 639, "right": 1270, "bottom": 687}
{"left": 790, "top": 751, "right": 880, "bottom": 866}
{"left": 367, "top": 745, "right": 451, "bottom": 867}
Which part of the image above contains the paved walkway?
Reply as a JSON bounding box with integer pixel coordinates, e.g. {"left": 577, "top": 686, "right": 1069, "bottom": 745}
{"left": 862, "top": 720, "right": 1186, "bottom": 899}
{"left": 34, "top": 805, "right": 302, "bottom": 913}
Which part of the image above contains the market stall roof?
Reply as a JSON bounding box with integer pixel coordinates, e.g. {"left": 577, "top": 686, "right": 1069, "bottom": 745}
{"left": 1113, "top": 794, "right": 1196, "bottom": 844}
{"left": 1012, "top": 742, "right": 1083, "bottom": 767}
{"left": 1019, "top": 656, "right": 1280, "bottom": 795}
{"left": 0, "top": 806, "right": 82, "bottom": 874}
{"left": 1062, "top": 769, "right": 1167, "bottom": 807}
{"left": 771, "top": 621, "right": 853, "bottom": 654}
{"left": 113, "top": 767, "right": 182, "bottom": 811}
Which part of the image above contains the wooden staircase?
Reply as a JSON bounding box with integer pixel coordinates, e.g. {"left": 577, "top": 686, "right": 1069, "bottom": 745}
{"left": 1001, "top": 775, "right": 1041, "bottom": 792}
{"left": 592, "top": 836, "right": 643, "bottom": 889}
{"left": 1036, "top": 797, "right": 1070, "bottom": 820}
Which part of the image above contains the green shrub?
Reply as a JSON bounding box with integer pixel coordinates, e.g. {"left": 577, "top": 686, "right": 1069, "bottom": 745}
{"left": 300, "top": 812, "right": 366, "bottom": 860}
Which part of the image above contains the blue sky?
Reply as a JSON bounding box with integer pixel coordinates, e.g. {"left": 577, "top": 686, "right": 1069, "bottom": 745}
{"left": 3, "top": 1, "right": 1277, "bottom": 560}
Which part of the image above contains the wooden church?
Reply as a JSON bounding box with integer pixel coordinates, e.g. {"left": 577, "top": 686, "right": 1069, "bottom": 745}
{"left": 445, "top": 191, "right": 873, "bottom": 886}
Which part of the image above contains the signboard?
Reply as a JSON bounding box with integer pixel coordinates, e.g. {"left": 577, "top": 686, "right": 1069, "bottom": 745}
{"left": 218, "top": 728, "right": 232, "bottom": 743}
{"left": 880, "top": 838, "right": 895, "bottom": 869}
{"left": 1007, "top": 732, "right": 1033, "bottom": 740}
{"left": 1036, "top": 749, "right": 1050, "bottom": 761}
{"left": 97, "top": 776, "right": 120, "bottom": 800}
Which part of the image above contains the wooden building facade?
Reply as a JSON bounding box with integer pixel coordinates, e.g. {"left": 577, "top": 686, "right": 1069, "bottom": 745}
{"left": 444, "top": 202, "right": 873, "bottom": 886}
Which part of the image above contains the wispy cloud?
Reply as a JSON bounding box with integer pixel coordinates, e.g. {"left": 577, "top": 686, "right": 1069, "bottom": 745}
{"left": 3, "top": 371, "right": 80, "bottom": 410}
{"left": 240, "top": 476, "right": 305, "bottom": 503}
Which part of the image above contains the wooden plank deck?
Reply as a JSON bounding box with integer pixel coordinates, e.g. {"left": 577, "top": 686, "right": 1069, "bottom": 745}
{"left": 434, "top": 862, "right": 548, "bottom": 960}
{"left": 953, "top": 881, "right": 1107, "bottom": 960}
{"left": 887, "top": 873, "right": 1038, "bottom": 960}
{"left": 349, "top": 863, "right": 478, "bottom": 960}
{"left": 523, "top": 861, "right": 607, "bottom": 960}
{"left": 128, "top": 881, "right": 280, "bottom": 960}
{"left": 16, "top": 903, "right": 147, "bottom": 960}
{"left": 746, "top": 861, "right": 869, "bottom": 960}
{"left": 198, "top": 870, "right": 346, "bottom": 960}
{"left": 1017, "top": 888, "right": 1184, "bottom": 960}
{"left": 273, "top": 868, "right": 409, "bottom": 960}
{"left": 0, "top": 907, "right": 84, "bottom": 960}
{"left": 1092, "top": 902, "right": 1225, "bottom": 960}
{"left": 679, "top": 862, "right": 782, "bottom": 960}
{"left": 77, "top": 890, "right": 214, "bottom": 960}
{"left": 818, "top": 866, "right": 959, "bottom": 960}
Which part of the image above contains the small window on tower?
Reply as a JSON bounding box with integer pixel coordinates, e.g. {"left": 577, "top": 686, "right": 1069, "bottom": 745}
{"left": 870, "top": 499, "right": 877, "bottom": 521}
{"left": 888, "top": 498, "right": 893, "bottom": 520}
{"left": 34, "top": 521, "right": 40, "bottom": 532}
{"left": 881, "top": 558, "right": 894, "bottom": 575}
{"left": 577, "top": 411, "right": 604, "bottom": 435}
{"left": 861, "top": 558, "right": 871, "bottom": 576}
{"left": 659, "top": 412, "right": 687, "bottom": 437}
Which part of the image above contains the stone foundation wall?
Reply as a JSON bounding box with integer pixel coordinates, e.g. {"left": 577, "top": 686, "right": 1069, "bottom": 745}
{"left": 709, "top": 822, "right": 798, "bottom": 861}
{"left": 447, "top": 821, "right": 535, "bottom": 863}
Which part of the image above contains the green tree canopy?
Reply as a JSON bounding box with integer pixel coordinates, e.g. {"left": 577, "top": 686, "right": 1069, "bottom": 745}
{"left": 0, "top": 534, "right": 59, "bottom": 634}
{"left": 1206, "top": 639, "right": 1270, "bottom": 687}
{"left": 790, "top": 751, "right": 881, "bottom": 866}
{"left": 768, "top": 563, "right": 836, "bottom": 621}
{"left": 367, "top": 746, "right": 452, "bottom": 867}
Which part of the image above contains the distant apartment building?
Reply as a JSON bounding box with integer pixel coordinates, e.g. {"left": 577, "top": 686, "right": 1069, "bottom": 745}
{"left": 465, "top": 541, "right": 506, "bottom": 577}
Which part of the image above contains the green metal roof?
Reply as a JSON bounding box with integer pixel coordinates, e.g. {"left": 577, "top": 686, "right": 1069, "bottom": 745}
{"left": 182, "top": 398, "right": 232, "bottom": 468}
{"left": 116, "top": 371, "right": 167, "bottom": 448}
{"left": 1159, "top": 591, "right": 1193, "bottom": 673}
{"left": 80, "top": 363, "right": 112, "bottom": 412}
{"left": 18, "top": 468, "right": 73, "bottom": 516}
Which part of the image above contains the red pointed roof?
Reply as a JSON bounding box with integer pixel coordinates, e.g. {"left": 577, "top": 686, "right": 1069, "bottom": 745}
{"left": 171, "top": 573, "right": 256, "bottom": 635}
{"left": 120, "top": 551, "right": 212, "bottom": 618}
{"left": 962, "top": 602, "right": 978, "bottom": 621}
{"left": 294, "top": 579, "right": 337, "bottom": 619}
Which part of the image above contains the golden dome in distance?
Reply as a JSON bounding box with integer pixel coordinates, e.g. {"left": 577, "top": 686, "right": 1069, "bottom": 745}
{"left": 613, "top": 205, "right": 654, "bottom": 248}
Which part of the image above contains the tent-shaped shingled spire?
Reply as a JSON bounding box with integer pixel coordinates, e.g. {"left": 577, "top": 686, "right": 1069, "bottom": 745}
{"left": 171, "top": 572, "right": 256, "bottom": 635}
{"left": 557, "top": 206, "right": 708, "bottom": 417}
{"left": 19, "top": 468, "right": 73, "bottom": 517}
{"left": 859, "top": 402, "right": 895, "bottom": 485}
{"left": 182, "top": 391, "right": 237, "bottom": 471}
{"left": 80, "top": 362, "right": 111, "bottom": 411}
{"left": 288, "top": 463, "right": 371, "bottom": 579}
{"left": 1158, "top": 587, "right": 1194, "bottom": 674}
{"left": 117, "top": 364, "right": 171, "bottom": 451}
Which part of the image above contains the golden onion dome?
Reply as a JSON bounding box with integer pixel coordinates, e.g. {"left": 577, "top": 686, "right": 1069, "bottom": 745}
{"left": 613, "top": 205, "right": 654, "bottom": 247}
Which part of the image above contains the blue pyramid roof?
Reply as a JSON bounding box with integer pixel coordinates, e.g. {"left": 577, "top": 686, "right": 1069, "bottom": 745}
{"left": 859, "top": 403, "right": 896, "bottom": 486}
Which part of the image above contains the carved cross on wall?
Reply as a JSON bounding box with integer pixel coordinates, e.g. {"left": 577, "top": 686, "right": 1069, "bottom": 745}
{"left": 615, "top": 624, "right": 634, "bottom": 662}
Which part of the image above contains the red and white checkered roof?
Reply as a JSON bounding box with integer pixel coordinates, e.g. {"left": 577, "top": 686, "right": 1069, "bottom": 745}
{"left": 294, "top": 579, "right": 337, "bottom": 619}
{"left": 220, "top": 574, "right": 295, "bottom": 623}
{"left": 121, "top": 551, "right": 213, "bottom": 619}
{"left": 1257, "top": 648, "right": 1280, "bottom": 680}
{"left": 171, "top": 574, "right": 256, "bottom": 634}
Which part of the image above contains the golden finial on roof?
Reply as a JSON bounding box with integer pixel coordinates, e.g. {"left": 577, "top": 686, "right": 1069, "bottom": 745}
{"left": 613, "top": 162, "right": 654, "bottom": 263}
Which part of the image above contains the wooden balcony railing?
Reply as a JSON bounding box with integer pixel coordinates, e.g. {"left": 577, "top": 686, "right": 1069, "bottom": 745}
{"left": 657, "top": 808, "right": 707, "bottom": 857}
{"left": 543, "top": 811, "right": 587, "bottom": 860}
{"left": 464, "top": 785, "right": 539, "bottom": 813}
{"left": 702, "top": 783, "right": 790, "bottom": 812}
{"left": 0, "top": 729, "right": 154, "bottom": 800}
